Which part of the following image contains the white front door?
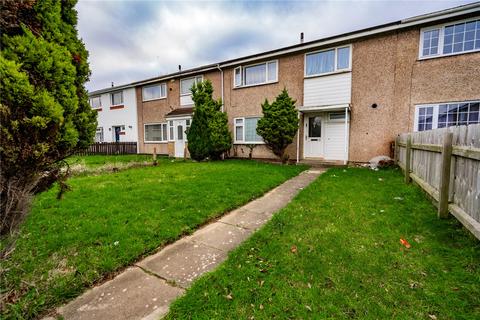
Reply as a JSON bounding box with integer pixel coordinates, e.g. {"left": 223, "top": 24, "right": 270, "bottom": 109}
{"left": 304, "top": 114, "right": 324, "bottom": 158}
{"left": 174, "top": 120, "right": 186, "bottom": 158}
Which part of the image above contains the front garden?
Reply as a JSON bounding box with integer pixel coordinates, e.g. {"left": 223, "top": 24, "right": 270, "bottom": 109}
{"left": 167, "top": 167, "right": 480, "bottom": 319}
{"left": 0, "top": 157, "right": 305, "bottom": 319}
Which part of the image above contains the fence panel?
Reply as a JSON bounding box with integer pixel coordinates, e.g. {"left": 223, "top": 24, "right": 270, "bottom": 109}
{"left": 396, "top": 124, "right": 480, "bottom": 240}
{"left": 76, "top": 142, "right": 138, "bottom": 156}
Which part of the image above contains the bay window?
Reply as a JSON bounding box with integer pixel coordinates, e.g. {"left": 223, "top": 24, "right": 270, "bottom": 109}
{"left": 144, "top": 123, "right": 168, "bottom": 142}
{"left": 234, "top": 60, "right": 278, "bottom": 88}
{"left": 234, "top": 117, "right": 263, "bottom": 143}
{"left": 420, "top": 18, "right": 480, "bottom": 58}
{"left": 305, "top": 45, "right": 351, "bottom": 76}
{"left": 142, "top": 83, "right": 167, "bottom": 101}
{"left": 415, "top": 101, "right": 479, "bottom": 131}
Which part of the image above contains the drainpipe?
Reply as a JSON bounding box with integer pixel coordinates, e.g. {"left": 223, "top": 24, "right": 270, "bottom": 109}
{"left": 296, "top": 111, "right": 300, "bottom": 165}
{"left": 344, "top": 106, "right": 349, "bottom": 165}
{"left": 216, "top": 64, "right": 224, "bottom": 112}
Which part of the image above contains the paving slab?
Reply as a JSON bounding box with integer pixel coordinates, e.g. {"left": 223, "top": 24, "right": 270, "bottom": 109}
{"left": 57, "top": 267, "right": 183, "bottom": 320}
{"left": 187, "top": 221, "right": 252, "bottom": 251}
{"left": 219, "top": 208, "right": 271, "bottom": 230}
{"left": 137, "top": 239, "right": 226, "bottom": 288}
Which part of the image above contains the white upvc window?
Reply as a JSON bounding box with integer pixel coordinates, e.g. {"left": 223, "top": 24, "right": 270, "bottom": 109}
{"left": 111, "top": 91, "right": 123, "bottom": 106}
{"left": 419, "top": 17, "right": 480, "bottom": 59}
{"left": 180, "top": 76, "right": 203, "bottom": 96}
{"left": 144, "top": 123, "right": 168, "bottom": 143}
{"left": 414, "top": 100, "right": 479, "bottom": 132}
{"left": 233, "top": 60, "right": 278, "bottom": 88}
{"left": 305, "top": 45, "right": 352, "bottom": 77}
{"left": 95, "top": 127, "right": 104, "bottom": 142}
{"left": 142, "top": 83, "right": 167, "bottom": 101}
{"left": 234, "top": 117, "right": 263, "bottom": 144}
{"left": 89, "top": 96, "right": 102, "bottom": 109}
{"left": 168, "top": 120, "right": 174, "bottom": 141}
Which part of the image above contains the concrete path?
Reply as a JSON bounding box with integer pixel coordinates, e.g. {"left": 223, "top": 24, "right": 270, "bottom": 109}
{"left": 50, "top": 169, "right": 324, "bottom": 320}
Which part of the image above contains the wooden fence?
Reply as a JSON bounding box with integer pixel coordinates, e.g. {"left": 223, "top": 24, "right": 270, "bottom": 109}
{"left": 395, "top": 124, "right": 480, "bottom": 240}
{"left": 76, "top": 142, "right": 137, "bottom": 156}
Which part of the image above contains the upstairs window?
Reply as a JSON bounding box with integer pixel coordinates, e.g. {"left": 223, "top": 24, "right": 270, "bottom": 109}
{"left": 111, "top": 91, "right": 123, "bottom": 106}
{"left": 142, "top": 83, "right": 167, "bottom": 101}
{"left": 234, "top": 60, "right": 278, "bottom": 88}
{"left": 180, "top": 76, "right": 203, "bottom": 95}
{"left": 420, "top": 18, "right": 480, "bottom": 58}
{"left": 89, "top": 96, "right": 102, "bottom": 109}
{"left": 305, "top": 45, "right": 351, "bottom": 77}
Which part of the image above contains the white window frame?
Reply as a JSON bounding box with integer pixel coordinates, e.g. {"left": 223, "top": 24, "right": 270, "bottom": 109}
{"left": 180, "top": 76, "right": 203, "bottom": 96}
{"left": 110, "top": 90, "right": 124, "bottom": 106}
{"left": 233, "top": 60, "right": 278, "bottom": 88}
{"left": 90, "top": 95, "right": 102, "bottom": 109}
{"left": 95, "top": 127, "right": 104, "bottom": 142}
{"left": 304, "top": 44, "right": 352, "bottom": 78}
{"left": 142, "top": 83, "right": 167, "bottom": 102}
{"left": 168, "top": 120, "right": 174, "bottom": 141}
{"left": 414, "top": 100, "right": 480, "bottom": 131}
{"left": 233, "top": 116, "right": 264, "bottom": 144}
{"left": 144, "top": 122, "right": 168, "bottom": 143}
{"left": 419, "top": 16, "right": 480, "bottom": 60}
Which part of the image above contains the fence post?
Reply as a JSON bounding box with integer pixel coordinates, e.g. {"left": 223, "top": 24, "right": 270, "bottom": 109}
{"left": 404, "top": 134, "right": 412, "bottom": 183}
{"left": 438, "top": 132, "right": 453, "bottom": 219}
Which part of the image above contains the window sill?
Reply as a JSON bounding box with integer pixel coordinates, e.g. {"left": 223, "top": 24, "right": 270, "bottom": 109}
{"left": 144, "top": 141, "right": 168, "bottom": 144}
{"left": 304, "top": 69, "right": 351, "bottom": 79}
{"left": 233, "top": 81, "right": 278, "bottom": 90}
{"left": 94, "top": 108, "right": 102, "bottom": 112}
{"left": 142, "top": 97, "right": 167, "bottom": 102}
{"left": 110, "top": 105, "right": 125, "bottom": 110}
{"left": 418, "top": 48, "right": 480, "bottom": 61}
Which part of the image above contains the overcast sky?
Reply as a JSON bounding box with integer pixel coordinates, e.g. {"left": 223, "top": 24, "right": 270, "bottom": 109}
{"left": 77, "top": 0, "right": 476, "bottom": 91}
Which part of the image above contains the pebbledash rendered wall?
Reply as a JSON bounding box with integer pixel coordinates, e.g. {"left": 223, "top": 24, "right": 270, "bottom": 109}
{"left": 223, "top": 54, "right": 304, "bottom": 160}
{"left": 349, "top": 27, "right": 480, "bottom": 162}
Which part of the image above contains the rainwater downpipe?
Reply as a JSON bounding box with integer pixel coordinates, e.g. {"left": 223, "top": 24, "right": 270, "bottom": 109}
{"left": 216, "top": 64, "right": 224, "bottom": 112}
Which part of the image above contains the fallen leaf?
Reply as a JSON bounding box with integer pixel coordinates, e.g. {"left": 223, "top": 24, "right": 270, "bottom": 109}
{"left": 428, "top": 315, "right": 437, "bottom": 320}
{"left": 305, "top": 305, "right": 312, "bottom": 312}
{"left": 259, "top": 304, "right": 264, "bottom": 310}
{"left": 259, "top": 280, "right": 265, "bottom": 287}
{"left": 225, "top": 294, "right": 233, "bottom": 300}
{"left": 291, "top": 245, "right": 297, "bottom": 254}
{"left": 400, "top": 238, "right": 411, "bottom": 249}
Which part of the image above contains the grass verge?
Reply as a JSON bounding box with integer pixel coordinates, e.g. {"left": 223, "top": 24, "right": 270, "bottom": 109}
{"left": 166, "top": 167, "right": 480, "bottom": 320}
{"left": 0, "top": 160, "right": 306, "bottom": 319}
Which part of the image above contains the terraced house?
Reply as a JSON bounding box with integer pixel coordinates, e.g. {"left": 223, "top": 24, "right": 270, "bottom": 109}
{"left": 88, "top": 3, "right": 480, "bottom": 164}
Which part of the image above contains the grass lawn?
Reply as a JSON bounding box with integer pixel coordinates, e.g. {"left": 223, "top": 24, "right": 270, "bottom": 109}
{"left": 67, "top": 154, "right": 155, "bottom": 168}
{"left": 0, "top": 159, "right": 305, "bottom": 319}
{"left": 166, "top": 167, "right": 480, "bottom": 320}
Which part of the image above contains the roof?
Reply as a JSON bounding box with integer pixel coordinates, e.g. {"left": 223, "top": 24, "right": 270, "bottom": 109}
{"left": 165, "top": 107, "right": 194, "bottom": 118}
{"left": 89, "top": 2, "right": 480, "bottom": 96}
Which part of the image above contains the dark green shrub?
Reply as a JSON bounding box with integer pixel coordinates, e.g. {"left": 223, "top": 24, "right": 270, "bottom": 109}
{"left": 187, "top": 80, "right": 231, "bottom": 160}
{"left": 257, "top": 89, "right": 299, "bottom": 163}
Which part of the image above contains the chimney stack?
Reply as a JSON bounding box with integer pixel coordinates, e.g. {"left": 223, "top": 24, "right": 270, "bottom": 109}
{"left": 178, "top": 65, "right": 181, "bottom": 72}
{"left": 300, "top": 32, "right": 304, "bottom": 44}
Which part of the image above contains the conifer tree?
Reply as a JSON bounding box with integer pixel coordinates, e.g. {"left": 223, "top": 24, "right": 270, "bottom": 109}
{"left": 0, "top": 0, "right": 97, "bottom": 239}
{"left": 187, "top": 80, "right": 231, "bottom": 160}
{"left": 257, "top": 89, "right": 298, "bottom": 163}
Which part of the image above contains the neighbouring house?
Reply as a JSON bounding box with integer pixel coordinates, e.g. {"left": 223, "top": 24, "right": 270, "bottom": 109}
{"left": 88, "top": 3, "right": 480, "bottom": 164}
{"left": 88, "top": 86, "right": 139, "bottom": 143}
